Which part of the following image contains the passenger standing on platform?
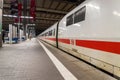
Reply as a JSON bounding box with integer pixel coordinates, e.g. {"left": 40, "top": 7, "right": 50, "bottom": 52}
{"left": 29, "top": 33, "right": 32, "bottom": 40}
{"left": 2, "top": 30, "right": 5, "bottom": 43}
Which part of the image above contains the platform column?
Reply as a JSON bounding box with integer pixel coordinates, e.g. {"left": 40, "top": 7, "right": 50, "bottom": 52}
{"left": 0, "top": 0, "right": 3, "bottom": 47}
{"left": 0, "top": 24, "right": 2, "bottom": 47}
{"left": 0, "top": 34, "right": 2, "bottom": 47}
{"left": 23, "top": 0, "right": 28, "bottom": 40}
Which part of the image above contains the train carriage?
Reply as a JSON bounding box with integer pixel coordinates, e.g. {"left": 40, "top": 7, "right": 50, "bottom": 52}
{"left": 40, "top": 23, "right": 57, "bottom": 47}
{"left": 39, "top": 0, "right": 120, "bottom": 78}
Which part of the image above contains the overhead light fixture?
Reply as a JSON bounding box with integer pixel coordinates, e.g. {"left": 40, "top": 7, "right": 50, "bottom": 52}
{"left": 3, "top": 14, "right": 17, "bottom": 18}
{"left": 3, "top": 14, "right": 33, "bottom": 19}
{"left": 3, "top": 14, "right": 8, "bottom": 17}
{"left": 20, "top": 16, "right": 33, "bottom": 19}
{"left": 27, "top": 24, "right": 35, "bottom": 26}
{"left": 14, "top": 23, "right": 23, "bottom": 25}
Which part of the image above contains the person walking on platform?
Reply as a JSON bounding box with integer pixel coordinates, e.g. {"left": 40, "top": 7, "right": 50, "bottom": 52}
{"left": 2, "top": 30, "right": 5, "bottom": 43}
{"left": 29, "top": 33, "right": 32, "bottom": 40}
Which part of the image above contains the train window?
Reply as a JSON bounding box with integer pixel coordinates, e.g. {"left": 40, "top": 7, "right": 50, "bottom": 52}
{"left": 46, "top": 32, "right": 48, "bottom": 36}
{"left": 49, "top": 30, "right": 52, "bottom": 36}
{"left": 51, "top": 30, "right": 53, "bottom": 36}
{"left": 74, "top": 6, "right": 86, "bottom": 23}
{"left": 66, "top": 14, "right": 73, "bottom": 26}
{"left": 49, "top": 31, "right": 50, "bottom": 36}
{"left": 53, "top": 29, "right": 55, "bottom": 36}
{"left": 45, "top": 33, "right": 47, "bottom": 36}
{"left": 52, "top": 30, "right": 54, "bottom": 36}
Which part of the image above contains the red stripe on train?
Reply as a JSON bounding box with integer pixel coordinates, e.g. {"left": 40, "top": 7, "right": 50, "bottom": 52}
{"left": 76, "top": 40, "right": 120, "bottom": 54}
{"left": 46, "top": 38, "right": 70, "bottom": 44}
{"left": 46, "top": 38, "right": 56, "bottom": 41}
{"left": 58, "top": 39, "right": 70, "bottom": 44}
{"left": 45, "top": 38, "right": 120, "bottom": 54}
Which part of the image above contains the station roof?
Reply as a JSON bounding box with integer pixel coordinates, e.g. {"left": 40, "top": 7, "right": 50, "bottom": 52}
{"left": 3, "top": 0, "right": 85, "bottom": 35}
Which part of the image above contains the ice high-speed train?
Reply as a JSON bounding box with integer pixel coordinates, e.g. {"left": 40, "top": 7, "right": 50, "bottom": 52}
{"left": 39, "top": 0, "right": 120, "bottom": 78}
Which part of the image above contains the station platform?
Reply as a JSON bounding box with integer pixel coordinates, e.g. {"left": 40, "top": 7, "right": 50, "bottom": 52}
{"left": 0, "top": 38, "right": 117, "bottom": 80}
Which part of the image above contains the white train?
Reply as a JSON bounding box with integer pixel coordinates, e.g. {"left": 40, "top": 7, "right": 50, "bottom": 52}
{"left": 39, "top": 0, "right": 120, "bottom": 78}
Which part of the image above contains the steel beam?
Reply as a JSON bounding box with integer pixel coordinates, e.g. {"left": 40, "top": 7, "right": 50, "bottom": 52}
{"left": 35, "top": 7, "right": 68, "bottom": 14}
{"left": 36, "top": 17, "right": 60, "bottom": 21}
{"left": 3, "top": 16, "right": 60, "bottom": 21}
{"left": 23, "top": 0, "right": 27, "bottom": 38}
{"left": 3, "top": 4, "right": 68, "bottom": 14}
{"left": 3, "top": 20, "right": 53, "bottom": 25}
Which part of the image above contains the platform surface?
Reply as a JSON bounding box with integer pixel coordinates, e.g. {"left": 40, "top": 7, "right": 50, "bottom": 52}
{"left": 0, "top": 38, "right": 117, "bottom": 80}
{"left": 0, "top": 39, "right": 63, "bottom": 80}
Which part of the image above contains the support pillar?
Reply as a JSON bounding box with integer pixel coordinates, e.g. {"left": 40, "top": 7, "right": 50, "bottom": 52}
{"left": 0, "top": 34, "right": 2, "bottom": 47}
{"left": 23, "top": 0, "right": 28, "bottom": 40}
{"left": 0, "top": 0, "right": 3, "bottom": 47}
